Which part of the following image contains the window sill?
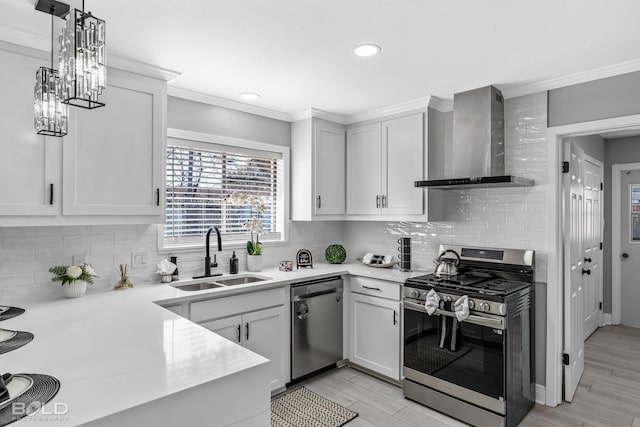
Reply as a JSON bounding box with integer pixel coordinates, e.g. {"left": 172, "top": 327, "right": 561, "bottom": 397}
{"left": 157, "top": 239, "right": 289, "bottom": 255}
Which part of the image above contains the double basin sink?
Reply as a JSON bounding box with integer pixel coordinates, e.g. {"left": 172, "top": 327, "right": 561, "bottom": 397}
{"left": 171, "top": 274, "right": 271, "bottom": 292}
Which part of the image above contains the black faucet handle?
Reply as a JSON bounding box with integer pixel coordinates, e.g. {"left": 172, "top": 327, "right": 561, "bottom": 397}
{"left": 211, "top": 254, "right": 218, "bottom": 268}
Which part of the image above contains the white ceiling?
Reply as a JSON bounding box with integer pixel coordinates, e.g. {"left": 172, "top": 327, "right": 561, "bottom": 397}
{"left": 3, "top": 0, "right": 640, "bottom": 117}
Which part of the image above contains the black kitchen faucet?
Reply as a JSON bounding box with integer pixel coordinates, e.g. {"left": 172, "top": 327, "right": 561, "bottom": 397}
{"left": 193, "top": 227, "right": 223, "bottom": 279}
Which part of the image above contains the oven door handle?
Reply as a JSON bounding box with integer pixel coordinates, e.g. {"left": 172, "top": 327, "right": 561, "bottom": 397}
{"left": 403, "top": 300, "right": 505, "bottom": 330}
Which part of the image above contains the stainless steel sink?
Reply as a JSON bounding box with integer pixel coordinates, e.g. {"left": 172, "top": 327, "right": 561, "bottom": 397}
{"left": 214, "top": 275, "right": 269, "bottom": 286}
{"left": 172, "top": 282, "right": 225, "bottom": 292}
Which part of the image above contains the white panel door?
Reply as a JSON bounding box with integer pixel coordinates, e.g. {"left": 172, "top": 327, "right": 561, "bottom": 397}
{"left": 620, "top": 169, "right": 640, "bottom": 327}
{"left": 346, "top": 123, "right": 382, "bottom": 215}
{"left": 0, "top": 49, "right": 59, "bottom": 216}
{"left": 563, "top": 142, "right": 585, "bottom": 402}
{"left": 63, "top": 69, "right": 164, "bottom": 216}
{"left": 243, "top": 306, "right": 286, "bottom": 390}
{"left": 199, "top": 315, "right": 242, "bottom": 344}
{"left": 382, "top": 113, "right": 424, "bottom": 215}
{"left": 583, "top": 156, "right": 603, "bottom": 339}
{"left": 349, "top": 292, "right": 400, "bottom": 380}
{"left": 314, "top": 120, "right": 346, "bottom": 215}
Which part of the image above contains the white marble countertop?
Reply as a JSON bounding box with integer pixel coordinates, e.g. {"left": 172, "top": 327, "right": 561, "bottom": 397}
{"left": 0, "top": 261, "right": 429, "bottom": 425}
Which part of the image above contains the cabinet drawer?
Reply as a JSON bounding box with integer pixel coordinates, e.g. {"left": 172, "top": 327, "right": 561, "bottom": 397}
{"left": 190, "top": 288, "right": 285, "bottom": 323}
{"left": 350, "top": 277, "right": 400, "bottom": 301}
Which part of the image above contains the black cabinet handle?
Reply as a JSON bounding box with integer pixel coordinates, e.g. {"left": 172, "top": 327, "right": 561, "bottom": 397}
{"left": 584, "top": 257, "right": 592, "bottom": 263}
{"left": 236, "top": 325, "right": 241, "bottom": 343}
{"left": 156, "top": 188, "right": 160, "bottom": 206}
{"left": 393, "top": 310, "right": 398, "bottom": 325}
{"left": 245, "top": 322, "right": 249, "bottom": 340}
{"left": 317, "top": 195, "right": 321, "bottom": 209}
{"left": 582, "top": 268, "right": 591, "bottom": 275}
{"left": 376, "top": 195, "right": 381, "bottom": 208}
{"left": 49, "top": 183, "right": 54, "bottom": 205}
{"left": 363, "top": 285, "right": 381, "bottom": 291}
{"left": 622, "top": 253, "right": 629, "bottom": 259}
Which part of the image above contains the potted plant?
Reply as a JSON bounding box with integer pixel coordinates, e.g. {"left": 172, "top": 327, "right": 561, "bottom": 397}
{"left": 225, "top": 192, "right": 266, "bottom": 272}
{"left": 49, "top": 263, "right": 98, "bottom": 298}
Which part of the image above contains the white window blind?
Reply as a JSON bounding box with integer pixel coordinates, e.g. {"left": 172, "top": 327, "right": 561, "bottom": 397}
{"left": 164, "top": 141, "right": 283, "bottom": 247}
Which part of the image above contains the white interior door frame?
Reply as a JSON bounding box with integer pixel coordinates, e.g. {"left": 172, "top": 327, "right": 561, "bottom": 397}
{"left": 611, "top": 162, "right": 640, "bottom": 325}
{"left": 546, "top": 113, "right": 640, "bottom": 407}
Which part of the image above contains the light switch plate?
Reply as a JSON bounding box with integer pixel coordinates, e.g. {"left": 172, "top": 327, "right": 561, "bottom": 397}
{"left": 131, "top": 252, "right": 148, "bottom": 269}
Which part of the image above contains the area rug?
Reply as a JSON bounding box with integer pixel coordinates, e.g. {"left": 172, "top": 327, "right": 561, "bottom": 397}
{"left": 271, "top": 387, "right": 358, "bottom": 427}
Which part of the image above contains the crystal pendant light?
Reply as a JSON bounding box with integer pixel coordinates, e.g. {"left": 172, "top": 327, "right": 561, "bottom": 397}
{"left": 34, "top": 1, "right": 69, "bottom": 137}
{"left": 59, "top": 0, "right": 106, "bottom": 109}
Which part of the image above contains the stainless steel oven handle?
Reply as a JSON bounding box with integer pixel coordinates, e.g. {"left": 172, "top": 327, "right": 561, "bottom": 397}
{"left": 403, "top": 300, "right": 505, "bottom": 330}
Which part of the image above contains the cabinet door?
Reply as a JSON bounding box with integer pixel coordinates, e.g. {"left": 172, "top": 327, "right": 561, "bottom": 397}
{"left": 314, "top": 120, "right": 346, "bottom": 215}
{"left": 383, "top": 113, "right": 424, "bottom": 215}
{"left": 346, "top": 123, "right": 382, "bottom": 215}
{"left": 243, "top": 306, "right": 287, "bottom": 391}
{"left": 349, "top": 293, "right": 400, "bottom": 380}
{"left": 199, "top": 315, "right": 242, "bottom": 344}
{"left": 63, "top": 69, "right": 164, "bottom": 216}
{"left": 0, "top": 49, "right": 59, "bottom": 216}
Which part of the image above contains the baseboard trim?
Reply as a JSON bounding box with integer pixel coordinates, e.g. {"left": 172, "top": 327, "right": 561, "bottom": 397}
{"left": 602, "top": 313, "right": 612, "bottom": 326}
{"left": 535, "top": 384, "right": 546, "bottom": 405}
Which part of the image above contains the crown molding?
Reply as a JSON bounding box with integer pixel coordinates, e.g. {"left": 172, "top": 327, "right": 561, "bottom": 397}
{"left": 168, "top": 86, "right": 292, "bottom": 122}
{"left": 0, "top": 25, "right": 180, "bottom": 81}
{"left": 428, "top": 96, "right": 453, "bottom": 113}
{"left": 345, "top": 96, "right": 431, "bottom": 124}
{"left": 289, "top": 108, "right": 348, "bottom": 124}
{"left": 502, "top": 58, "right": 640, "bottom": 99}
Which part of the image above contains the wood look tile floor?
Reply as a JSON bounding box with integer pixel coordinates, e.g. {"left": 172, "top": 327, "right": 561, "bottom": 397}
{"left": 297, "top": 325, "right": 640, "bottom": 427}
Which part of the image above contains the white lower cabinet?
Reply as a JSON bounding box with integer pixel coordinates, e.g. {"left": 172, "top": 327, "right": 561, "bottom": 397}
{"left": 349, "top": 287, "right": 401, "bottom": 380}
{"left": 199, "top": 305, "right": 288, "bottom": 392}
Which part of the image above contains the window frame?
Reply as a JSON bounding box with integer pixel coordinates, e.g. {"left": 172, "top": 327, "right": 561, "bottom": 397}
{"left": 158, "top": 128, "right": 290, "bottom": 254}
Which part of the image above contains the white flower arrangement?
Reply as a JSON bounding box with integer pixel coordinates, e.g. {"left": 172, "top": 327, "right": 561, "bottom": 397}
{"left": 224, "top": 192, "right": 266, "bottom": 255}
{"left": 49, "top": 263, "right": 98, "bottom": 286}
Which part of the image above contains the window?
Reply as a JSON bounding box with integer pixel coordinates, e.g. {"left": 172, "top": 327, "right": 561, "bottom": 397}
{"left": 162, "top": 132, "right": 287, "bottom": 250}
{"left": 631, "top": 184, "right": 640, "bottom": 242}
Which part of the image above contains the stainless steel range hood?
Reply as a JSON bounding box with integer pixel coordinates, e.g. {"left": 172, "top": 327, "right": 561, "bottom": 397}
{"left": 415, "top": 85, "right": 534, "bottom": 189}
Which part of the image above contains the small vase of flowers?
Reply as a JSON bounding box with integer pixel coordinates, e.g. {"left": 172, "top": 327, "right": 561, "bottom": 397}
{"left": 225, "top": 192, "right": 266, "bottom": 272}
{"left": 49, "top": 263, "right": 98, "bottom": 298}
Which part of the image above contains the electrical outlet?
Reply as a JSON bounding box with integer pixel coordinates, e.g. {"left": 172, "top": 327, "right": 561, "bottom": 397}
{"left": 131, "top": 252, "right": 149, "bottom": 269}
{"left": 72, "top": 255, "right": 87, "bottom": 265}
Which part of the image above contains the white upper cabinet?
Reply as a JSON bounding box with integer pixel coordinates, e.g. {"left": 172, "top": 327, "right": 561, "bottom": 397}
{"left": 0, "top": 49, "right": 60, "bottom": 217}
{"left": 63, "top": 69, "right": 165, "bottom": 217}
{"left": 346, "top": 123, "right": 382, "bottom": 215}
{"left": 0, "top": 44, "right": 169, "bottom": 226}
{"left": 346, "top": 113, "right": 424, "bottom": 219}
{"left": 291, "top": 118, "right": 346, "bottom": 220}
{"left": 383, "top": 114, "right": 424, "bottom": 215}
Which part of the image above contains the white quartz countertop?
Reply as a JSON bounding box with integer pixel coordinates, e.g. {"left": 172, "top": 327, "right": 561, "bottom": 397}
{"left": 0, "top": 261, "right": 429, "bottom": 425}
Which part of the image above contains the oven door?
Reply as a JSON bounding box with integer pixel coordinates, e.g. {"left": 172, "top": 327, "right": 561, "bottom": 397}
{"left": 403, "top": 299, "right": 506, "bottom": 414}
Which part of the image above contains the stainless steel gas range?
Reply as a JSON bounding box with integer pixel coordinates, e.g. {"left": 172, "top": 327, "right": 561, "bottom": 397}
{"left": 402, "top": 245, "right": 535, "bottom": 427}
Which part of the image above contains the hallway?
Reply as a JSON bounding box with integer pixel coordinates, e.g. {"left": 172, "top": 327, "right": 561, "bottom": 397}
{"left": 521, "top": 325, "right": 640, "bottom": 426}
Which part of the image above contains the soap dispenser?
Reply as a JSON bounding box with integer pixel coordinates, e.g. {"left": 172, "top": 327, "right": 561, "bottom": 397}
{"left": 230, "top": 251, "right": 238, "bottom": 274}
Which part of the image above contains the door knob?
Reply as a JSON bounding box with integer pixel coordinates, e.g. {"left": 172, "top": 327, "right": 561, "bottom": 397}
{"left": 622, "top": 253, "right": 629, "bottom": 259}
{"left": 584, "top": 257, "right": 592, "bottom": 263}
{"left": 582, "top": 268, "right": 591, "bottom": 275}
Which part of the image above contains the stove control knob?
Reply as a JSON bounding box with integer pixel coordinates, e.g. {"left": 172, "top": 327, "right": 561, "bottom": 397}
{"left": 479, "top": 302, "right": 491, "bottom": 312}
{"left": 409, "top": 290, "right": 420, "bottom": 299}
{"left": 468, "top": 299, "right": 475, "bottom": 310}
{"left": 443, "top": 295, "right": 452, "bottom": 302}
{"left": 497, "top": 304, "right": 506, "bottom": 316}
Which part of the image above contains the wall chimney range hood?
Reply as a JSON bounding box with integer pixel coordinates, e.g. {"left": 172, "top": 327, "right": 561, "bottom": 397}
{"left": 415, "top": 85, "right": 534, "bottom": 189}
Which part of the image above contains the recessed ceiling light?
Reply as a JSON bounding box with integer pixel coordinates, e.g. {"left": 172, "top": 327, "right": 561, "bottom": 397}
{"left": 239, "top": 92, "right": 260, "bottom": 101}
{"left": 354, "top": 44, "right": 381, "bottom": 57}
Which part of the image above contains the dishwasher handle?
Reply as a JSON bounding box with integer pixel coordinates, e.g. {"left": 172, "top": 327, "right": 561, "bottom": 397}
{"left": 293, "top": 288, "right": 342, "bottom": 301}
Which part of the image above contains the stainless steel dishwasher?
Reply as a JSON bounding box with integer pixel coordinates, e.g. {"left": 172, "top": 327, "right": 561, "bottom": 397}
{"left": 290, "top": 276, "right": 343, "bottom": 383}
